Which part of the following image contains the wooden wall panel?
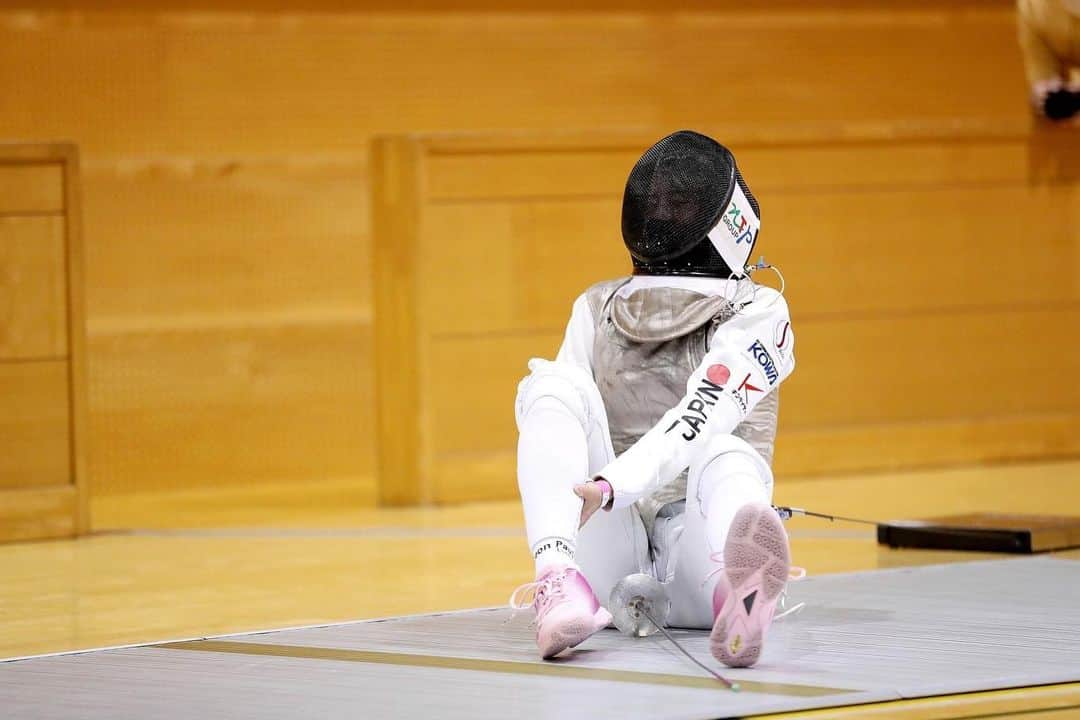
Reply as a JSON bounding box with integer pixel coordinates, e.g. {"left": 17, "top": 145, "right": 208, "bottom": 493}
{"left": 427, "top": 151, "right": 640, "bottom": 201}
{"left": 78, "top": 158, "right": 375, "bottom": 497}
{"left": 0, "top": 143, "right": 87, "bottom": 539}
{"left": 0, "top": 486, "right": 78, "bottom": 544}
{"left": 378, "top": 124, "right": 1080, "bottom": 504}
{"left": 430, "top": 413, "right": 1080, "bottom": 505}
{"left": 65, "top": 142, "right": 91, "bottom": 535}
{"left": 0, "top": 361, "right": 70, "bottom": 489}
{"left": 426, "top": 141, "right": 1034, "bottom": 201}
{"left": 420, "top": 180, "right": 1076, "bottom": 337}
{"left": 0, "top": 164, "right": 64, "bottom": 214}
{"left": 424, "top": 306, "right": 1080, "bottom": 457}
{"left": 0, "top": 6, "right": 1027, "bottom": 158}
{"left": 782, "top": 307, "right": 1080, "bottom": 427}
{"left": 88, "top": 323, "right": 375, "bottom": 498}
{"left": 371, "top": 138, "right": 425, "bottom": 505}
{"left": 0, "top": 216, "right": 68, "bottom": 359}
{"left": 83, "top": 159, "right": 370, "bottom": 323}
{"left": 768, "top": 183, "right": 1079, "bottom": 316}
{"left": 419, "top": 201, "right": 629, "bottom": 337}
{"left": 427, "top": 332, "right": 561, "bottom": 457}
{"left": 776, "top": 413, "right": 1080, "bottom": 478}
{"left": 0, "top": 1, "right": 1047, "bottom": 505}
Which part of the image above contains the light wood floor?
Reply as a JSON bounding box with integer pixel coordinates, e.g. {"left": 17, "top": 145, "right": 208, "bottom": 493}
{"left": 3, "top": 459, "right": 1079, "bottom": 719}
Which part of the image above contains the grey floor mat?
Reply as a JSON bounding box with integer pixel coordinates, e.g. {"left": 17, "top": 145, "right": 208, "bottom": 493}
{"left": 2, "top": 556, "right": 1078, "bottom": 719}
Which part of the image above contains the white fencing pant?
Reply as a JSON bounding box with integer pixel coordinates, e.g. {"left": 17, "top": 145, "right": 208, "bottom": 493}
{"left": 516, "top": 359, "right": 774, "bottom": 630}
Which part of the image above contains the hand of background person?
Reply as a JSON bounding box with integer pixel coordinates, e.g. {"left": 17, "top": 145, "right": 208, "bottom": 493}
{"left": 1032, "top": 78, "right": 1080, "bottom": 122}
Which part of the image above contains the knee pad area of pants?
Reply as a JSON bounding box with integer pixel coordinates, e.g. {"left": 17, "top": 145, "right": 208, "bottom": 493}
{"left": 515, "top": 363, "right": 597, "bottom": 430}
{"left": 689, "top": 436, "right": 774, "bottom": 510}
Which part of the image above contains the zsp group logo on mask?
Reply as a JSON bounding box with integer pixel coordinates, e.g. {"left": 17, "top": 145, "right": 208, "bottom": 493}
{"left": 747, "top": 341, "right": 779, "bottom": 385}
{"left": 722, "top": 204, "right": 758, "bottom": 246}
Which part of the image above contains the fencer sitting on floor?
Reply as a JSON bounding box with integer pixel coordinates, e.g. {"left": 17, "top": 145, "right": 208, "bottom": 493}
{"left": 510, "top": 131, "right": 798, "bottom": 667}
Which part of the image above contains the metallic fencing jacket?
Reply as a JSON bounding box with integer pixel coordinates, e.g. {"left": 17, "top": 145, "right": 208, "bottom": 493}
{"left": 555, "top": 275, "right": 795, "bottom": 530}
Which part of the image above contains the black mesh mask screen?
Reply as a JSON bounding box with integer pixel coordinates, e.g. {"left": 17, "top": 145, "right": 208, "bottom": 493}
{"left": 621, "top": 130, "right": 758, "bottom": 277}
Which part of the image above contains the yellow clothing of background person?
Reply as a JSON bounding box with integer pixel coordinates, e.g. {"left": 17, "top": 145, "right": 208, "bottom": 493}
{"left": 1018, "top": 0, "right": 1080, "bottom": 109}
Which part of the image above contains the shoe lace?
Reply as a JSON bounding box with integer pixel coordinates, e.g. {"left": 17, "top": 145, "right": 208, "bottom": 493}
{"left": 702, "top": 552, "right": 807, "bottom": 622}
{"left": 507, "top": 570, "right": 569, "bottom": 624}
{"left": 701, "top": 551, "right": 726, "bottom": 589}
{"left": 775, "top": 566, "right": 807, "bottom": 621}
{"left": 508, "top": 580, "right": 539, "bottom": 611}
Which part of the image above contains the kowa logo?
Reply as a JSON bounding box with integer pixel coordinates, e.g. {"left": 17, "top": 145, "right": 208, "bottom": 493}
{"left": 748, "top": 340, "right": 779, "bottom": 385}
{"left": 665, "top": 375, "right": 726, "bottom": 441}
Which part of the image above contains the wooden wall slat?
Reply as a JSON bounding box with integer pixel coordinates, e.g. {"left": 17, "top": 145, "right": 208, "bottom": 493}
{"left": 769, "top": 183, "right": 1079, "bottom": 315}
{"left": 424, "top": 332, "right": 562, "bottom": 459}
{"left": 423, "top": 306, "right": 1080, "bottom": 456}
{"left": 782, "top": 306, "right": 1080, "bottom": 427}
{"left": 776, "top": 413, "right": 1080, "bottom": 478}
{"left": 0, "top": 8, "right": 1025, "bottom": 157}
{"left": 0, "top": 216, "right": 68, "bottom": 359}
{"left": 78, "top": 158, "right": 376, "bottom": 498}
{"left": 418, "top": 202, "right": 629, "bottom": 339}
{"left": 63, "top": 147, "right": 91, "bottom": 534}
{"left": 0, "top": 486, "right": 78, "bottom": 543}
{"left": 426, "top": 141, "right": 1035, "bottom": 201}
{"left": 0, "top": 2, "right": 1054, "bottom": 504}
{"left": 429, "top": 413, "right": 1080, "bottom": 504}
{"left": 0, "top": 164, "right": 64, "bottom": 214}
{"left": 0, "top": 360, "right": 70, "bottom": 490}
{"left": 0, "top": 144, "right": 86, "bottom": 540}
{"left": 89, "top": 324, "right": 375, "bottom": 496}
{"left": 419, "top": 181, "right": 1077, "bottom": 337}
{"left": 401, "top": 116, "right": 1080, "bottom": 503}
{"left": 427, "top": 151, "right": 641, "bottom": 202}
{"left": 371, "top": 138, "right": 426, "bottom": 505}
{"left": 83, "top": 159, "right": 370, "bottom": 323}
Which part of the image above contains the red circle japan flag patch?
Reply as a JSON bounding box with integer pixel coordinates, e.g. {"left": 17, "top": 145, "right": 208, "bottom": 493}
{"left": 706, "top": 364, "right": 731, "bottom": 385}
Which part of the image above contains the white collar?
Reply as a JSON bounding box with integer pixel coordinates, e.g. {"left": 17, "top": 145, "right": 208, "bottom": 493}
{"left": 616, "top": 275, "right": 742, "bottom": 299}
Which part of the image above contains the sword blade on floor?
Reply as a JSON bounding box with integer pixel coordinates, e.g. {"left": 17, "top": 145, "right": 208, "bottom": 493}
{"left": 609, "top": 573, "right": 740, "bottom": 691}
{"left": 607, "top": 504, "right": 883, "bottom": 690}
{"left": 772, "top": 505, "right": 880, "bottom": 526}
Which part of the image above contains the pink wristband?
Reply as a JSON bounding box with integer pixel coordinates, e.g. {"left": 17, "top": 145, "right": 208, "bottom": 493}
{"left": 594, "top": 478, "right": 614, "bottom": 511}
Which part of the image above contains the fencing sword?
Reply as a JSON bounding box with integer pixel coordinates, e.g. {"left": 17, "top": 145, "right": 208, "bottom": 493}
{"left": 609, "top": 573, "right": 740, "bottom": 691}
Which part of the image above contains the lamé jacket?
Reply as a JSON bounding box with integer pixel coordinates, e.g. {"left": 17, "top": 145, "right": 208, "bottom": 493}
{"left": 554, "top": 275, "right": 796, "bottom": 529}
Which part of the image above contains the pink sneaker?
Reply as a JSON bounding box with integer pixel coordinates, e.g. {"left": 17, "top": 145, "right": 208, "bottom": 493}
{"left": 709, "top": 503, "right": 792, "bottom": 668}
{"left": 510, "top": 566, "right": 612, "bottom": 659}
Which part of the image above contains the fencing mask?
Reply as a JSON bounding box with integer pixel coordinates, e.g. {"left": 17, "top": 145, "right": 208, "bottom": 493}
{"left": 621, "top": 130, "right": 760, "bottom": 278}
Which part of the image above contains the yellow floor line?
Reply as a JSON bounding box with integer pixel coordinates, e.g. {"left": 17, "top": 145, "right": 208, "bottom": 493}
{"left": 749, "top": 681, "right": 1080, "bottom": 719}
{"left": 157, "top": 639, "right": 855, "bottom": 698}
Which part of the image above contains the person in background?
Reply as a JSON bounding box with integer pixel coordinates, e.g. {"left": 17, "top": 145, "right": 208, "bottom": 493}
{"left": 1018, "top": 0, "right": 1080, "bottom": 121}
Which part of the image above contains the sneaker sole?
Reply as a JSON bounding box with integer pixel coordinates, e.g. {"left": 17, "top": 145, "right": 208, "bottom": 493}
{"left": 540, "top": 608, "right": 613, "bottom": 659}
{"left": 710, "top": 503, "right": 790, "bottom": 668}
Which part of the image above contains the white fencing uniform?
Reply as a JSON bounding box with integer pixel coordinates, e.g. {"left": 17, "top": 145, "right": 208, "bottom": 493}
{"left": 516, "top": 274, "right": 795, "bottom": 629}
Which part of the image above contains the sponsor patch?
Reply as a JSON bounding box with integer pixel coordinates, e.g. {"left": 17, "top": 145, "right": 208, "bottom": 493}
{"left": 774, "top": 321, "right": 791, "bottom": 353}
{"left": 719, "top": 184, "right": 760, "bottom": 247}
{"left": 532, "top": 538, "right": 573, "bottom": 560}
{"left": 706, "top": 180, "right": 760, "bottom": 274}
{"left": 748, "top": 340, "right": 779, "bottom": 385}
{"left": 729, "top": 373, "right": 763, "bottom": 413}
